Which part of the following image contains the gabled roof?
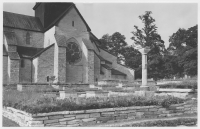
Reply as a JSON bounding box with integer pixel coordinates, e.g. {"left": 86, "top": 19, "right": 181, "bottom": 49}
{"left": 33, "top": 3, "right": 91, "bottom": 32}
{"left": 101, "top": 64, "right": 112, "bottom": 70}
{"left": 111, "top": 68, "right": 127, "bottom": 76}
{"left": 3, "top": 11, "right": 43, "bottom": 32}
{"left": 96, "top": 54, "right": 112, "bottom": 64}
{"left": 17, "top": 46, "right": 44, "bottom": 58}
{"left": 82, "top": 38, "right": 95, "bottom": 50}
{"left": 4, "top": 31, "right": 17, "bottom": 46}
{"left": 117, "top": 63, "right": 135, "bottom": 71}
{"left": 32, "top": 44, "right": 55, "bottom": 59}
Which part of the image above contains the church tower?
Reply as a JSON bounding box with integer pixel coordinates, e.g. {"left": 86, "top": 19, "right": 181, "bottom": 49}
{"left": 33, "top": 3, "right": 74, "bottom": 30}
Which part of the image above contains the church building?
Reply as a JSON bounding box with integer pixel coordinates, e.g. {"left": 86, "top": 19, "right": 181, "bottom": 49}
{"left": 3, "top": 3, "right": 135, "bottom": 85}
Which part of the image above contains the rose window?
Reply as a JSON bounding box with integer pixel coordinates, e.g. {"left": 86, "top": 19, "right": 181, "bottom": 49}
{"left": 66, "top": 42, "right": 82, "bottom": 64}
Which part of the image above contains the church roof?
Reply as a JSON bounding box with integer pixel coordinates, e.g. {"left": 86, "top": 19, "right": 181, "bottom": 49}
{"left": 32, "top": 44, "right": 55, "bottom": 59}
{"left": 33, "top": 3, "right": 91, "bottom": 32}
{"left": 17, "top": 46, "right": 44, "bottom": 58}
{"left": 82, "top": 38, "right": 95, "bottom": 50}
{"left": 7, "top": 52, "right": 20, "bottom": 60}
{"left": 101, "top": 64, "right": 112, "bottom": 70}
{"left": 4, "top": 31, "right": 17, "bottom": 45}
{"left": 111, "top": 68, "right": 127, "bottom": 76}
{"left": 3, "top": 11, "right": 43, "bottom": 32}
{"left": 96, "top": 54, "right": 112, "bottom": 64}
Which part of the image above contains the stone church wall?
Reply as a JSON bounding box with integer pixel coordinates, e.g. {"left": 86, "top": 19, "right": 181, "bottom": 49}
{"left": 58, "top": 47, "right": 66, "bottom": 83}
{"left": 19, "top": 59, "right": 32, "bottom": 83}
{"left": 32, "top": 58, "right": 38, "bottom": 83}
{"left": 94, "top": 53, "right": 100, "bottom": 82}
{"left": 37, "top": 45, "right": 54, "bottom": 83}
{"left": 56, "top": 7, "right": 88, "bottom": 33}
{"left": 7, "top": 45, "right": 17, "bottom": 52}
{"left": 4, "top": 27, "right": 44, "bottom": 48}
{"left": 88, "top": 50, "right": 95, "bottom": 84}
{"left": 3, "top": 56, "right": 8, "bottom": 84}
{"left": 8, "top": 58, "right": 20, "bottom": 84}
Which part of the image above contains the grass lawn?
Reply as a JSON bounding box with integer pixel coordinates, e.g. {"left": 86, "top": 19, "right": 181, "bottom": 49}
{"left": 2, "top": 117, "right": 19, "bottom": 127}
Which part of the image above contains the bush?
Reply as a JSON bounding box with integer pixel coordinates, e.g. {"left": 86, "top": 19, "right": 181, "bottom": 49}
{"left": 3, "top": 86, "right": 186, "bottom": 114}
{"left": 161, "top": 96, "right": 184, "bottom": 108}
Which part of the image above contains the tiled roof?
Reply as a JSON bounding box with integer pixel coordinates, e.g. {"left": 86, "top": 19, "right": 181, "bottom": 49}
{"left": 17, "top": 46, "right": 44, "bottom": 58}
{"left": 3, "top": 45, "right": 8, "bottom": 56}
{"left": 3, "top": 11, "right": 43, "bottom": 32}
{"left": 32, "top": 44, "right": 55, "bottom": 59}
{"left": 4, "top": 31, "right": 17, "bottom": 45}
{"left": 82, "top": 38, "right": 94, "bottom": 50}
{"left": 8, "top": 52, "right": 20, "bottom": 60}
{"left": 97, "top": 54, "right": 112, "bottom": 64}
{"left": 111, "top": 68, "right": 127, "bottom": 76}
{"left": 101, "top": 64, "right": 112, "bottom": 70}
{"left": 54, "top": 34, "right": 67, "bottom": 47}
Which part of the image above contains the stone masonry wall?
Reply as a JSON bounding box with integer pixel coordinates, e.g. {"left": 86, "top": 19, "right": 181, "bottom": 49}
{"left": 88, "top": 50, "right": 95, "bottom": 84}
{"left": 37, "top": 45, "right": 54, "bottom": 83}
{"left": 3, "top": 102, "right": 197, "bottom": 127}
{"left": 58, "top": 47, "right": 66, "bottom": 83}
{"left": 9, "top": 59, "right": 20, "bottom": 84}
{"left": 94, "top": 53, "right": 100, "bottom": 83}
{"left": 4, "top": 27, "right": 44, "bottom": 48}
{"left": 19, "top": 59, "right": 32, "bottom": 83}
{"left": 3, "top": 56, "right": 8, "bottom": 84}
{"left": 57, "top": 7, "right": 88, "bottom": 33}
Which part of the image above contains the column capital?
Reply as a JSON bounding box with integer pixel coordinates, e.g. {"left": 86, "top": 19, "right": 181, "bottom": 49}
{"left": 138, "top": 47, "right": 150, "bottom": 55}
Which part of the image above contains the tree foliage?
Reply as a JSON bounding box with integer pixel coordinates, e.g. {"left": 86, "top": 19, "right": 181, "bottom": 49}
{"left": 98, "top": 11, "right": 197, "bottom": 80}
{"left": 167, "top": 25, "right": 197, "bottom": 76}
{"left": 99, "top": 32, "right": 128, "bottom": 62}
{"left": 131, "top": 11, "right": 166, "bottom": 80}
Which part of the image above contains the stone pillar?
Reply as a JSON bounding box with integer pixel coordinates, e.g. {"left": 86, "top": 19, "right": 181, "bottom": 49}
{"left": 138, "top": 47, "right": 150, "bottom": 91}
{"left": 8, "top": 59, "right": 20, "bottom": 84}
{"left": 58, "top": 47, "right": 66, "bottom": 83}
{"left": 88, "top": 50, "right": 95, "bottom": 84}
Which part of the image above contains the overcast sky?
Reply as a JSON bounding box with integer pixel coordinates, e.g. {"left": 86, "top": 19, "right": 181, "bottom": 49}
{"left": 3, "top": 1, "right": 198, "bottom": 48}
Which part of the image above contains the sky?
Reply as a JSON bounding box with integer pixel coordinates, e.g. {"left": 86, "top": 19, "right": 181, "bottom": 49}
{"left": 3, "top": 1, "right": 198, "bottom": 48}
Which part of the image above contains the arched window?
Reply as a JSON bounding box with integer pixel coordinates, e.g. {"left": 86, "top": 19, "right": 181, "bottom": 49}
{"left": 66, "top": 42, "right": 82, "bottom": 65}
{"left": 26, "top": 32, "right": 30, "bottom": 45}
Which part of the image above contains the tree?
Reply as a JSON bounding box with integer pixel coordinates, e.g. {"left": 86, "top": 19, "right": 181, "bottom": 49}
{"left": 168, "top": 25, "right": 197, "bottom": 77}
{"left": 99, "top": 32, "right": 128, "bottom": 63}
{"left": 131, "top": 11, "right": 165, "bottom": 81}
{"left": 121, "top": 46, "right": 142, "bottom": 79}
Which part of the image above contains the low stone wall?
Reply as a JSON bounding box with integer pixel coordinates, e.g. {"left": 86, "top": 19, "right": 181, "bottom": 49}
{"left": 3, "top": 102, "right": 197, "bottom": 127}
{"left": 98, "top": 79, "right": 128, "bottom": 87}
{"left": 17, "top": 83, "right": 90, "bottom": 91}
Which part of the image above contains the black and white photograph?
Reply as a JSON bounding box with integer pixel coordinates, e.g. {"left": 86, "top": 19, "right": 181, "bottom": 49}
{"left": 2, "top": 0, "right": 198, "bottom": 127}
